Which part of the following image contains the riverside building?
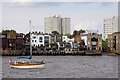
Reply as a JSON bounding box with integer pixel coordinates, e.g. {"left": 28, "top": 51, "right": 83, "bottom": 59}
{"left": 108, "top": 32, "right": 120, "bottom": 54}
{"left": 31, "top": 32, "right": 51, "bottom": 47}
{"left": 87, "top": 33, "right": 102, "bottom": 51}
{"left": 0, "top": 30, "right": 16, "bottom": 50}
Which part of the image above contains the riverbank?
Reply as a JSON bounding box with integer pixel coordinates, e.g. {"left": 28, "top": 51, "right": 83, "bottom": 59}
{"left": 0, "top": 50, "right": 104, "bottom": 56}
{"left": 0, "top": 50, "right": 118, "bottom": 56}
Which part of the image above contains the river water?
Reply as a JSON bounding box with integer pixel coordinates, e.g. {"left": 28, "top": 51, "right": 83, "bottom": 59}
{"left": 1, "top": 56, "right": 118, "bottom": 78}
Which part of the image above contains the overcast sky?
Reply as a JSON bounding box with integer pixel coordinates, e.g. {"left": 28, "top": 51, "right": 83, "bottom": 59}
{"left": 1, "top": 1, "right": 118, "bottom": 34}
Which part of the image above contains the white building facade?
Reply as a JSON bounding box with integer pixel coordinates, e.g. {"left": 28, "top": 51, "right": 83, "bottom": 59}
{"left": 44, "top": 15, "right": 70, "bottom": 35}
{"left": 62, "top": 36, "right": 74, "bottom": 43}
{"left": 103, "top": 16, "right": 119, "bottom": 40}
{"left": 31, "top": 33, "right": 51, "bottom": 47}
{"left": 44, "top": 15, "right": 62, "bottom": 34}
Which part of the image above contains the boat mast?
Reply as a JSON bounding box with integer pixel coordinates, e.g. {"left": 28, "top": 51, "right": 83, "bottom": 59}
{"left": 29, "top": 20, "right": 32, "bottom": 59}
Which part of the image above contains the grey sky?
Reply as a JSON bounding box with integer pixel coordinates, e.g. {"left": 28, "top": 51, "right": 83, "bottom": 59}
{"left": 1, "top": 2, "right": 118, "bottom": 34}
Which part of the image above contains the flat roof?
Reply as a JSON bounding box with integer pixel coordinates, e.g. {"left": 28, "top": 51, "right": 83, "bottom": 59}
{"left": 113, "top": 32, "right": 120, "bottom": 34}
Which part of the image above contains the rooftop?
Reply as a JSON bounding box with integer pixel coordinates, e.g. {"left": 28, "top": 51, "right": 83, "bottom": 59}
{"left": 113, "top": 32, "right": 120, "bottom": 34}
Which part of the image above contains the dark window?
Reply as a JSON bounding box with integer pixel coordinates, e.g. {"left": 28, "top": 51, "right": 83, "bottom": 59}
{"left": 39, "top": 37, "right": 43, "bottom": 42}
{"left": 33, "top": 36, "right": 36, "bottom": 39}
{"left": 44, "top": 36, "right": 49, "bottom": 44}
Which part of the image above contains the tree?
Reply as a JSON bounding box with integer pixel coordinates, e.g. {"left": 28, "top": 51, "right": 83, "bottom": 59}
{"left": 102, "top": 40, "right": 108, "bottom": 48}
{"left": 52, "top": 31, "right": 59, "bottom": 35}
{"left": 102, "top": 40, "right": 108, "bottom": 52}
{"left": 79, "top": 29, "right": 85, "bottom": 34}
{"left": 73, "top": 30, "right": 79, "bottom": 37}
{"left": 64, "top": 34, "right": 72, "bottom": 39}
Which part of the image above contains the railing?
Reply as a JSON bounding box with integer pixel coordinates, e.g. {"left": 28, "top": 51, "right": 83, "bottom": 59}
{"left": 0, "top": 50, "right": 22, "bottom": 56}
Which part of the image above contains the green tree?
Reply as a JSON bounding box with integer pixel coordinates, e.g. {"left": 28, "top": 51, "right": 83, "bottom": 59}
{"left": 64, "top": 34, "right": 72, "bottom": 39}
{"left": 102, "top": 40, "right": 108, "bottom": 48}
{"left": 102, "top": 40, "right": 109, "bottom": 52}
{"left": 73, "top": 30, "right": 79, "bottom": 37}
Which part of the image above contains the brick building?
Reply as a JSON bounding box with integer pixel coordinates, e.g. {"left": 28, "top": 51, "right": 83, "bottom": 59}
{"left": 1, "top": 30, "right": 17, "bottom": 50}
{"left": 50, "top": 34, "right": 62, "bottom": 43}
{"left": 0, "top": 31, "right": 7, "bottom": 50}
{"left": 16, "top": 33, "right": 25, "bottom": 50}
{"left": 87, "top": 33, "right": 102, "bottom": 51}
{"left": 108, "top": 32, "right": 120, "bottom": 54}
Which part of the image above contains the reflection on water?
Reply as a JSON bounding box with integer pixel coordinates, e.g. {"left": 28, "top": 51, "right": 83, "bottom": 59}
{"left": 2, "top": 56, "right": 118, "bottom": 78}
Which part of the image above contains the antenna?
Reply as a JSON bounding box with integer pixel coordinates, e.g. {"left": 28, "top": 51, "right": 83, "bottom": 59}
{"left": 29, "top": 20, "right": 32, "bottom": 59}
{"left": 50, "top": 12, "right": 52, "bottom": 17}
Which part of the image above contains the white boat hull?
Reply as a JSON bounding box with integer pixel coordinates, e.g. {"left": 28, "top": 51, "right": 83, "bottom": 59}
{"left": 10, "top": 64, "right": 44, "bottom": 69}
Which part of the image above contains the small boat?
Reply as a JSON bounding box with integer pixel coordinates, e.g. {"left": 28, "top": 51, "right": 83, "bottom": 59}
{"left": 9, "top": 60, "right": 44, "bottom": 69}
{"left": 9, "top": 20, "right": 45, "bottom": 69}
{"left": 10, "top": 64, "right": 44, "bottom": 69}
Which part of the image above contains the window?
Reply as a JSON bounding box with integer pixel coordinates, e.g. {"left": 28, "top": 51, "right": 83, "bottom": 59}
{"left": 9, "top": 43, "right": 12, "bottom": 46}
{"left": 9, "top": 35, "right": 13, "bottom": 38}
{"left": 99, "top": 47, "right": 101, "bottom": 50}
{"left": 33, "top": 36, "right": 36, "bottom": 39}
{"left": 88, "top": 42, "right": 90, "bottom": 44}
{"left": 44, "top": 36, "right": 49, "bottom": 44}
{"left": 32, "top": 40, "right": 34, "bottom": 42}
{"left": 11, "top": 35, "right": 13, "bottom": 38}
{"left": 33, "top": 44, "right": 35, "bottom": 46}
{"left": 39, "top": 37, "right": 43, "bottom": 42}
{"left": 9, "top": 35, "right": 10, "bottom": 38}
{"left": 35, "top": 40, "right": 37, "bottom": 42}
